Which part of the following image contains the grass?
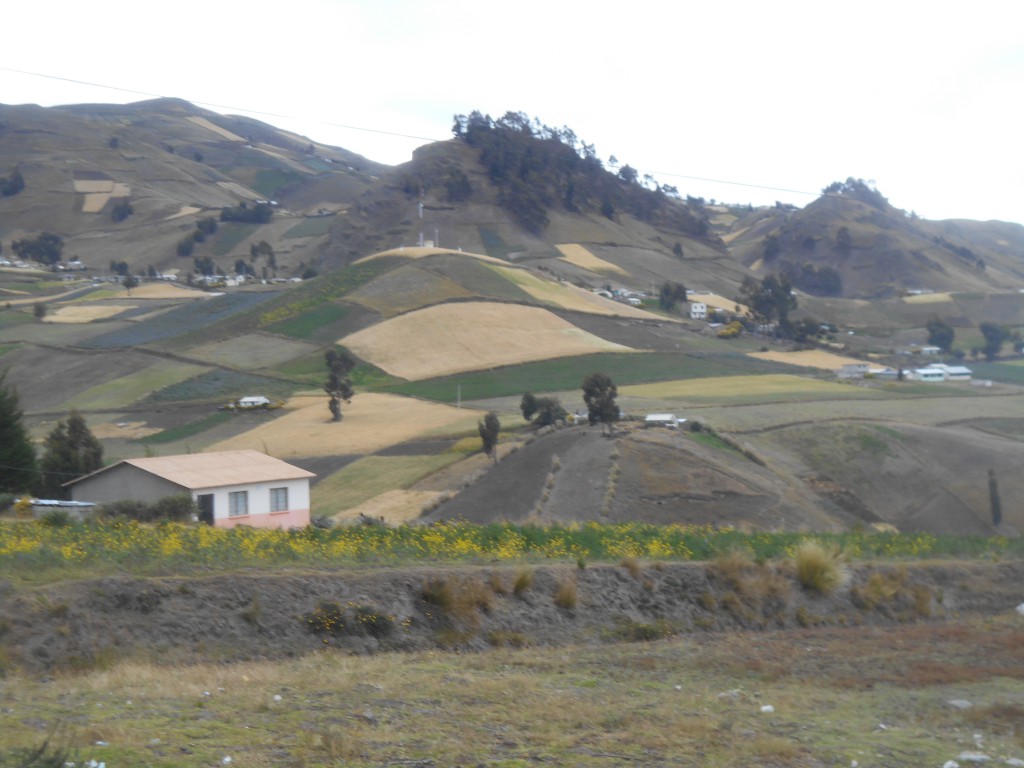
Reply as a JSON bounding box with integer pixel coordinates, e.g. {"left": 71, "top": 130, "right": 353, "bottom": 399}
{"left": 283, "top": 215, "right": 336, "bottom": 239}
{"left": 2, "top": 620, "right": 1022, "bottom": 766}
{"left": 252, "top": 169, "right": 305, "bottom": 198}
{"left": 138, "top": 411, "right": 235, "bottom": 444}
{"left": 312, "top": 454, "right": 465, "bottom": 517}
{"left": 793, "top": 540, "right": 847, "bottom": 594}
{"left": 210, "top": 221, "right": 262, "bottom": 256}
{"left": 142, "top": 369, "right": 298, "bottom": 404}
{"left": 267, "top": 301, "right": 351, "bottom": 339}
{"left": 62, "top": 361, "right": 210, "bottom": 410}
{"left": 378, "top": 352, "right": 796, "bottom": 403}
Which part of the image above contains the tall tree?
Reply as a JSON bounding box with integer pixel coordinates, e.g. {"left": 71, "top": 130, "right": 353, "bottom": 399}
{"left": 979, "top": 322, "right": 1009, "bottom": 361}
{"left": 988, "top": 468, "right": 1002, "bottom": 528}
{"left": 520, "top": 392, "right": 538, "bottom": 422}
{"left": 582, "top": 373, "right": 618, "bottom": 435}
{"left": 478, "top": 411, "right": 500, "bottom": 462}
{"left": 925, "top": 317, "right": 955, "bottom": 353}
{"left": 0, "top": 370, "right": 37, "bottom": 494}
{"left": 740, "top": 274, "right": 797, "bottom": 337}
{"left": 658, "top": 281, "right": 688, "bottom": 313}
{"left": 323, "top": 348, "right": 356, "bottom": 422}
{"left": 36, "top": 410, "right": 103, "bottom": 499}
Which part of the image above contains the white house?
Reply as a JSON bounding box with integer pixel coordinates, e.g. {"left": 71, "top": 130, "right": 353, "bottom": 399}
{"left": 690, "top": 302, "right": 707, "bottom": 320}
{"left": 67, "top": 450, "right": 315, "bottom": 529}
{"left": 913, "top": 367, "right": 946, "bottom": 382}
{"left": 926, "top": 363, "right": 973, "bottom": 381}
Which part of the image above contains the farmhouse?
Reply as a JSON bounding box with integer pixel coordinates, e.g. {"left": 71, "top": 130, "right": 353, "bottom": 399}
{"left": 644, "top": 413, "right": 686, "bottom": 428}
{"left": 67, "top": 450, "right": 315, "bottom": 529}
{"left": 690, "top": 302, "right": 707, "bottom": 320}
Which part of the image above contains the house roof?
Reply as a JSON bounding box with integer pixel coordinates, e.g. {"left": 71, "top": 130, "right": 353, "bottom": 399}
{"left": 67, "top": 450, "right": 314, "bottom": 490}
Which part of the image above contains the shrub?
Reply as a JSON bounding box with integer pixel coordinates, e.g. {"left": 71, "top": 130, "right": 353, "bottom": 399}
{"left": 354, "top": 605, "right": 395, "bottom": 638}
{"left": 553, "top": 578, "right": 577, "bottom": 609}
{"left": 614, "top": 618, "right": 675, "bottom": 642}
{"left": 486, "top": 629, "right": 529, "bottom": 648}
{"left": 793, "top": 540, "right": 846, "bottom": 595}
{"left": 305, "top": 600, "right": 346, "bottom": 634}
{"left": 620, "top": 556, "right": 642, "bottom": 578}
{"left": 421, "top": 578, "right": 454, "bottom": 612}
{"left": 513, "top": 568, "right": 534, "bottom": 597}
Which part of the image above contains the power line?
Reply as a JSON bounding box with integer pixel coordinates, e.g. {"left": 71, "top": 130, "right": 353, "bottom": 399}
{"left": 0, "top": 65, "right": 822, "bottom": 199}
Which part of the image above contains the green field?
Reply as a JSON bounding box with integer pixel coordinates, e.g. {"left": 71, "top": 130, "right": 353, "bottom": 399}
{"left": 211, "top": 221, "right": 261, "bottom": 256}
{"left": 143, "top": 369, "right": 299, "bottom": 404}
{"left": 284, "top": 215, "right": 336, "bottom": 238}
{"left": 63, "top": 361, "right": 211, "bottom": 410}
{"left": 268, "top": 301, "right": 353, "bottom": 339}
{"left": 379, "top": 352, "right": 802, "bottom": 403}
{"left": 312, "top": 454, "right": 464, "bottom": 517}
{"left": 965, "top": 360, "right": 1024, "bottom": 385}
{"left": 252, "top": 169, "right": 305, "bottom": 198}
{"left": 138, "top": 410, "right": 234, "bottom": 444}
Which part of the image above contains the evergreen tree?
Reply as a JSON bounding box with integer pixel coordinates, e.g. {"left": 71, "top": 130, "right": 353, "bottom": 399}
{"left": 36, "top": 410, "right": 103, "bottom": 498}
{"left": 520, "top": 392, "right": 538, "bottom": 421}
{"left": 0, "top": 370, "right": 38, "bottom": 494}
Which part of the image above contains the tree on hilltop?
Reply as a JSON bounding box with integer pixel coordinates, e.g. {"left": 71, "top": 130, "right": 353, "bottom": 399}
{"left": 582, "top": 373, "right": 618, "bottom": 435}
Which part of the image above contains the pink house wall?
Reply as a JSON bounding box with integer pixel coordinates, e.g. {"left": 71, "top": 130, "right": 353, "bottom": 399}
{"left": 216, "top": 508, "right": 310, "bottom": 530}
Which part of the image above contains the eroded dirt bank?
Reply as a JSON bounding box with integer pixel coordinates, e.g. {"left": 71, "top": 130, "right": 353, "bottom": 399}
{"left": 2, "top": 560, "right": 1022, "bottom": 674}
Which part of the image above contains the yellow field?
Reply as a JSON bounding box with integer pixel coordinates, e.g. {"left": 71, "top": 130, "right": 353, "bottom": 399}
{"left": 490, "top": 264, "right": 661, "bottom": 319}
{"left": 747, "top": 349, "right": 867, "bottom": 371}
{"left": 217, "top": 181, "right": 262, "bottom": 200}
{"left": 187, "top": 116, "right": 245, "bottom": 142}
{"left": 903, "top": 292, "right": 954, "bottom": 304}
{"left": 72, "top": 180, "right": 113, "bottom": 193}
{"left": 81, "top": 193, "right": 111, "bottom": 213}
{"left": 208, "top": 393, "right": 484, "bottom": 458}
{"left": 355, "top": 246, "right": 508, "bottom": 265}
{"left": 47, "top": 305, "right": 132, "bottom": 323}
{"left": 340, "top": 302, "right": 633, "bottom": 381}
{"left": 621, "top": 374, "right": 851, "bottom": 400}
{"left": 125, "top": 283, "right": 208, "bottom": 300}
{"left": 555, "top": 243, "right": 628, "bottom": 275}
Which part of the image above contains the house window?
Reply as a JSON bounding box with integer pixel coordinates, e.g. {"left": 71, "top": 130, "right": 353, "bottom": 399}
{"left": 228, "top": 491, "right": 249, "bottom": 517}
{"left": 270, "top": 487, "right": 288, "bottom": 512}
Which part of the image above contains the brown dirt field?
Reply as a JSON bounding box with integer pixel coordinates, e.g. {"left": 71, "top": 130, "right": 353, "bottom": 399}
{"left": 164, "top": 206, "right": 201, "bottom": 220}
{"left": 345, "top": 264, "right": 473, "bottom": 316}
{"left": 904, "top": 292, "right": 955, "bottom": 304}
{"left": 81, "top": 193, "right": 110, "bottom": 213}
{"left": 186, "top": 333, "right": 318, "bottom": 370}
{"left": 690, "top": 292, "right": 749, "bottom": 314}
{"left": 747, "top": 348, "right": 867, "bottom": 370}
{"left": 72, "top": 180, "right": 114, "bottom": 194}
{"left": 89, "top": 420, "right": 162, "bottom": 440}
{"left": 340, "top": 302, "right": 633, "bottom": 381}
{"left": 208, "top": 393, "right": 484, "bottom": 458}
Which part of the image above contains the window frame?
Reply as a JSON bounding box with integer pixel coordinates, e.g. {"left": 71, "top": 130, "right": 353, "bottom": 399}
{"left": 269, "top": 486, "right": 289, "bottom": 513}
{"left": 228, "top": 490, "right": 249, "bottom": 517}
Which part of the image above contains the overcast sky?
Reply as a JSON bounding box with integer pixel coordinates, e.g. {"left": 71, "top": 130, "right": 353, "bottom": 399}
{"left": 3, "top": 1, "right": 1022, "bottom": 224}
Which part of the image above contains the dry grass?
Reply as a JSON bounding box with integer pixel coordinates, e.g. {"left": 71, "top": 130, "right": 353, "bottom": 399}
{"left": 355, "top": 246, "right": 508, "bottom": 265}
{"left": 186, "top": 115, "right": 246, "bottom": 141}
{"left": 7, "top": 620, "right": 1023, "bottom": 766}
{"left": 333, "top": 489, "right": 446, "bottom": 526}
{"left": 554, "top": 243, "right": 629, "bottom": 275}
{"left": 46, "top": 305, "right": 131, "bottom": 323}
{"left": 491, "top": 263, "right": 657, "bottom": 318}
{"left": 209, "top": 393, "right": 483, "bottom": 458}
{"left": 903, "top": 292, "right": 954, "bottom": 304}
{"left": 747, "top": 348, "right": 870, "bottom": 370}
{"left": 340, "top": 301, "right": 633, "bottom": 380}
{"left": 553, "top": 576, "right": 578, "bottom": 609}
{"left": 793, "top": 540, "right": 847, "bottom": 594}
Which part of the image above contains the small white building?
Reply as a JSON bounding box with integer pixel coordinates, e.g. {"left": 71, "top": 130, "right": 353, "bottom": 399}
{"left": 837, "top": 363, "right": 870, "bottom": 379}
{"left": 690, "top": 302, "right": 707, "bottom": 320}
{"left": 67, "top": 450, "right": 315, "bottom": 529}
{"left": 913, "top": 367, "right": 946, "bottom": 382}
{"left": 927, "top": 363, "right": 973, "bottom": 381}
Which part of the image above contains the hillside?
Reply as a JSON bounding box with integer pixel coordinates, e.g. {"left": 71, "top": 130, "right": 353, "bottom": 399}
{"left": 722, "top": 178, "right": 1024, "bottom": 299}
{"left": 3, "top": 101, "right": 1024, "bottom": 538}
